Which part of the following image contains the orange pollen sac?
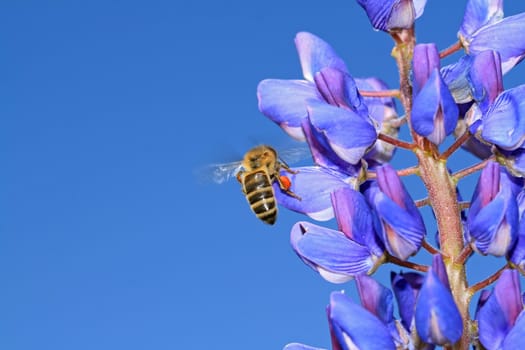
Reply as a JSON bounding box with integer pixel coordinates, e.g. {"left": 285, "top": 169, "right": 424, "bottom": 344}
{"left": 280, "top": 175, "right": 292, "bottom": 190}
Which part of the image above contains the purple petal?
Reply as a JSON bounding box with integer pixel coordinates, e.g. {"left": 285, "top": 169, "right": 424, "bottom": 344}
{"left": 478, "top": 269, "right": 522, "bottom": 350}
{"left": 412, "top": 68, "right": 459, "bottom": 145}
{"left": 274, "top": 166, "right": 350, "bottom": 221}
{"left": 391, "top": 271, "right": 424, "bottom": 330}
{"left": 356, "top": 275, "right": 394, "bottom": 325}
{"left": 257, "top": 79, "right": 322, "bottom": 140}
{"left": 356, "top": 0, "right": 426, "bottom": 32}
{"left": 328, "top": 291, "right": 396, "bottom": 349}
{"left": 481, "top": 84, "right": 525, "bottom": 150}
{"left": 314, "top": 67, "right": 367, "bottom": 115}
{"left": 502, "top": 311, "right": 525, "bottom": 349}
{"left": 367, "top": 165, "right": 426, "bottom": 260}
{"left": 430, "top": 254, "right": 450, "bottom": 289}
{"left": 468, "top": 164, "right": 519, "bottom": 256}
{"left": 415, "top": 256, "right": 463, "bottom": 345}
{"left": 331, "top": 187, "right": 384, "bottom": 256}
{"left": 412, "top": 43, "right": 441, "bottom": 95}
{"left": 295, "top": 32, "right": 348, "bottom": 82}
{"left": 469, "top": 12, "right": 525, "bottom": 74}
{"left": 459, "top": 0, "right": 503, "bottom": 39}
{"left": 301, "top": 119, "right": 362, "bottom": 176}
{"left": 291, "top": 222, "right": 380, "bottom": 283}
{"left": 468, "top": 50, "right": 503, "bottom": 112}
{"left": 307, "top": 101, "right": 377, "bottom": 164}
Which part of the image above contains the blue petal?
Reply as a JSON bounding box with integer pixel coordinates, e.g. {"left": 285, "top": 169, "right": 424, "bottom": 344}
{"left": 478, "top": 269, "right": 522, "bottom": 350}
{"left": 469, "top": 12, "right": 525, "bottom": 74}
{"left": 295, "top": 32, "right": 348, "bottom": 82}
{"left": 307, "top": 101, "right": 377, "bottom": 164}
{"left": 314, "top": 67, "right": 368, "bottom": 116}
{"left": 257, "top": 79, "right": 322, "bottom": 140}
{"left": 374, "top": 190, "right": 426, "bottom": 259}
{"left": 412, "top": 43, "right": 440, "bottom": 96}
{"left": 412, "top": 68, "right": 459, "bottom": 145}
{"left": 356, "top": 275, "right": 395, "bottom": 325}
{"left": 329, "top": 291, "right": 396, "bottom": 349}
{"left": 290, "top": 222, "right": 379, "bottom": 283}
{"left": 468, "top": 50, "right": 503, "bottom": 113}
{"left": 274, "top": 166, "right": 350, "bottom": 221}
{"left": 301, "top": 119, "right": 362, "bottom": 176}
{"left": 331, "top": 187, "right": 384, "bottom": 256}
{"left": 502, "top": 311, "right": 525, "bottom": 350}
{"left": 356, "top": 0, "right": 424, "bottom": 32}
{"left": 283, "top": 343, "right": 327, "bottom": 350}
{"left": 481, "top": 84, "right": 525, "bottom": 150}
{"left": 367, "top": 165, "right": 426, "bottom": 260}
{"left": 415, "top": 260, "right": 463, "bottom": 345}
{"left": 391, "top": 271, "right": 424, "bottom": 330}
{"left": 469, "top": 191, "right": 518, "bottom": 256}
{"left": 459, "top": 0, "right": 504, "bottom": 39}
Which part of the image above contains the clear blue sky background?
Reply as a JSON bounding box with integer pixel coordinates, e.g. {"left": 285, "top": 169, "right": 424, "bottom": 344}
{"left": 1, "top": 1, "right": 524, "bottom": 349}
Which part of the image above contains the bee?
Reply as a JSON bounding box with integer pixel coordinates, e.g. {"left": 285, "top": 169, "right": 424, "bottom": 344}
{"left": 203, "top": 145, "right": 303, "bottom": 224}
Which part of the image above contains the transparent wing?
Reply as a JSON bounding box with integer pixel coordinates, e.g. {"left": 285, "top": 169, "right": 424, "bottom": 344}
{"left": 196, "top": 160, "right": 243, "bottom": 184}
{"left": 278, "top": 145, "right": 312, "bottom": 165}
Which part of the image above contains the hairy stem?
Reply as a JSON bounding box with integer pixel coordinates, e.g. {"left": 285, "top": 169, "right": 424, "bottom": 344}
{"left": 468, "top": 264, "right": 508, "bottom": 294}
{"left": 440, "top": 41, "right": 463, "bottom": 58}
{"left": 377, "top": 133, "right": 415, "bottom": 150}
{"left": 392, "top": 28, "right": 470, "bottom": 350}
{"left": 453, "top": 157, "right": 494, "bottom": 181}
{"left": 387, "top": 255, "right": 429, "bottom": 272}
{"left": 359, "top": 89, "right": 400, "bottom": 98}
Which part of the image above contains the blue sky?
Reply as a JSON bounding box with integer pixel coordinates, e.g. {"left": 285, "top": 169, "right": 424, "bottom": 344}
{"left": 1, "top": 1, "right": 525, "bottom": 349}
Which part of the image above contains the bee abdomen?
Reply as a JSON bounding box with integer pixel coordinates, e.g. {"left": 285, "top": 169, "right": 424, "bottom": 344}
{"left": 243, "top": 172, "right": 277, "bottom": 225}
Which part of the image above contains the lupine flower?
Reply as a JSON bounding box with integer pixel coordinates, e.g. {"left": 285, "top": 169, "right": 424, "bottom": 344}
{"left": 363, "top": 164, "right": 426, "bottom": 260}
{"left": 328, "top": 291, "right": 396, "bottom": 349}
{"left": 476, "top": 269, "right": 525, "bottom": 349}
{"left": 257, "top": 32, "right": 366, "bottom": 141}
{"left": 467, "top": 161, "right": 520, "bottom": 256}
{"left": 289, "top": 187, "right": 384, "bottom": 283}
{"left": 356, "top": 0, "right": 427, "bottom": 32}
{"left": 411, "top": 43, "right": 459, "bottom": 145}
{"left": 415, "top": 255, "right": 463, "bottom": 345}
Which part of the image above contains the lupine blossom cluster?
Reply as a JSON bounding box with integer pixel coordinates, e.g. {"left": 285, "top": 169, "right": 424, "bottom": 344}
{"left": 255, "top": 0, "right": 525, "bottom": 349}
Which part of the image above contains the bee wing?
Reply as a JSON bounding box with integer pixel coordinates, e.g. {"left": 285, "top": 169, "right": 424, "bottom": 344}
{"left": 196, "top": 160, "right": 243, "bottom": 184}
{"left": 278, "top": 146, "right": 312, "bottom": 165}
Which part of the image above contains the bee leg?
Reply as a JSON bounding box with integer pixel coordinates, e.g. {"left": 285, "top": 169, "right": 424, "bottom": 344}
{"left": 277, "top": 175, "right": 301, "bottom": 200}
{"left": 280, "top": 161, "right": 299, "bottom": 175}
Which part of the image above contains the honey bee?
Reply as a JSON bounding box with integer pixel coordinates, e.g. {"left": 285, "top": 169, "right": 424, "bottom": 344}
{"left": 203, "top": 145, "right": 304, "bottom": 224}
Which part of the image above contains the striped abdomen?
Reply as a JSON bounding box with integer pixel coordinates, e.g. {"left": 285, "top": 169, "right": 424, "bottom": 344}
{"left": 242, "top": 170, "right": 277, "bottom": 225}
